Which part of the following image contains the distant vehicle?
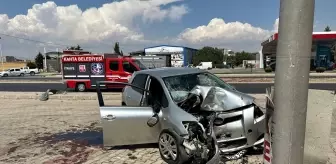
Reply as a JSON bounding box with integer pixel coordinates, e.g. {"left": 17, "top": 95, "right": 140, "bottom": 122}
{"left": 61, "top": 54, "right": 147, "bottom": 92}
{"left": 20, "top": 66, "right": 39, "bottom": 76}
{"left": 196, "top": 62, "right": 212, "bottom": 70}
{"left": 0, "top": 68, "right": 25, "bottom": 77}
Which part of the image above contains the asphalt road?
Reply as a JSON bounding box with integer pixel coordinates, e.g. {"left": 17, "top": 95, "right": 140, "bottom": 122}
{"left": 0, "top": 76, "right": 60, "bottom": 81}
{"left": 0, "top": 83, "right": 335, "bottom": 94}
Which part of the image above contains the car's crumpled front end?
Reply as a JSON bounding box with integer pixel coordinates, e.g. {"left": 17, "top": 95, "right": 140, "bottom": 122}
{"left": 177, "top": 85, "right": 265, "bottom": 160}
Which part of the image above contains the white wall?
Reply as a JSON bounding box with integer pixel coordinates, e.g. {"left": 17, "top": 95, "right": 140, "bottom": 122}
{"left": 144, "top": 46, "right": 184, "bottom": 67}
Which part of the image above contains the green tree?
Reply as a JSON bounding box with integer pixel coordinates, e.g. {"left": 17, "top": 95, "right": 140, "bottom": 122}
{"left": 75, "top": 45, "right": 82, "bottom": 50}
{"left": 192, "top": 46, "right": 223, "bottom": 65}
{"left": 234, "top": 51, "right": 255, "bottom": 66}
{"left": 35, "top": 52, "right": 44, "bottom": 69}
{"left": 114, "top": 42, "right": 121, "bottom": 55}
{"left": 68, "top": 45, "right": 83, "bottom": 50}
{"left": 325, "top": 26, "right": 331, "bottom": 32}
{"left": 26, "top": 62, "right": 37, "bottom": 69}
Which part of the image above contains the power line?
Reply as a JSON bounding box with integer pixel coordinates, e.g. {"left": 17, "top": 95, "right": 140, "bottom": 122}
{"left": 0, "top": 32, "right": 71, "bottom": 47}
{"left": 0, "top": 32, "right": 139, "bottom": 53}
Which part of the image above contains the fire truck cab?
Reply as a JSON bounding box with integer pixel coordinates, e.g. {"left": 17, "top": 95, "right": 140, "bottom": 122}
{"left": 61, "top": 53, "right": 147, "bottom": 91}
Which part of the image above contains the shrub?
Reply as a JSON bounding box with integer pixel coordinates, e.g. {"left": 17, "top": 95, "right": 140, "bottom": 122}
{"left": 315, "top": 67, "right": 326, "bottom": 73}
{"left": 26, "top": 62, "right": 37, "bottom": 69}
{"left": 213, "top": 63, "right": 225, "bottom": 68}
{"left": 264, "top": 67, "right": 273, "bottom": 73}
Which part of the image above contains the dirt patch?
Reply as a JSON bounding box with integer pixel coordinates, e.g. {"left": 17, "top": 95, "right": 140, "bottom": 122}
{"left": 0, "top": 122, "right": 103, "bottom": 164}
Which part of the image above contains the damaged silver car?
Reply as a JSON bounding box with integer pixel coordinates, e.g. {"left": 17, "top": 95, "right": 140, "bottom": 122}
{"left": 96, "top": 67, "right": 265, "bottom": 164}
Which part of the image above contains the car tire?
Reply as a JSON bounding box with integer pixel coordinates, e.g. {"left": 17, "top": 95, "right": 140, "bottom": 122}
{"left": 76, "top": 83, "right": 86, "bottom": 92}
{"left": 158, "top": 129, "right": 190, "bottom": 164}
{"left": 30, "top": 72, "right": 35, "bottom": 76}
{"left": 3, "top": 74, "right": 8, "bottom": 77}
{"left": 20, "top": 73, "right": 24, "bottom": 76}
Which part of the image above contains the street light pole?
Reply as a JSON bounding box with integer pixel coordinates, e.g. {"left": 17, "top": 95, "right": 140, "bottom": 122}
{"left": 272, "top": 0, "right": 315, "bottom": 163}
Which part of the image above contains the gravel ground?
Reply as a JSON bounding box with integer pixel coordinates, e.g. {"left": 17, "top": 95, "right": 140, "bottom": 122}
{"left": 0, "top": 96, "right": 266, "bottom": 164}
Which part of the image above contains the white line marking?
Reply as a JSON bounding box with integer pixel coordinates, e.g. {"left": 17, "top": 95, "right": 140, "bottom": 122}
{"left": 91, "top": 75, "right": 105, "bottom": 77}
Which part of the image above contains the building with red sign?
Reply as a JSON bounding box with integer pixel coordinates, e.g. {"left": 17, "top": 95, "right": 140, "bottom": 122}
{"left": 257, "top": 31, "right": 336, "bottom": 69}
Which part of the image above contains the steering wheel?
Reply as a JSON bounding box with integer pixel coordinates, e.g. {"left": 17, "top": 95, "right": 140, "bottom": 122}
{"left": 177, "top": 93, "right": 201, "bottom": 112}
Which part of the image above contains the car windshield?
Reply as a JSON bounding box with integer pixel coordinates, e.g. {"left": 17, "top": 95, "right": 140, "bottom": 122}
{"left": 133, "top": 59, "right": 147, "bottom": 70}
{"left": 163, "top": 72, "right": 236, "bottom": 102}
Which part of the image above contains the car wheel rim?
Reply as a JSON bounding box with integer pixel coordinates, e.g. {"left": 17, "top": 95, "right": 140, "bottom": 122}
{"left": 78, "top": 84, "right": 85, "bottom": 91}
{"left": 159, "top": 133, "right": 177, "bottom": 160}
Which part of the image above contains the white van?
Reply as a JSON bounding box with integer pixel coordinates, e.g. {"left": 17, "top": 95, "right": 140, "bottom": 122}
{"left": 196, "top": 62, "right": 212, "bottom": 70}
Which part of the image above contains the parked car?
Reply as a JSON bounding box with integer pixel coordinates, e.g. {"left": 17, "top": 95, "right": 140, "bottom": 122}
{"left": 20, "top": 66, "right": 39, "bottom": 76}
{"left": 0, "top": 68, "right": 25, "bottom": 77}
{"left": 96, "top": 67, "right": 265, "bottom": 163}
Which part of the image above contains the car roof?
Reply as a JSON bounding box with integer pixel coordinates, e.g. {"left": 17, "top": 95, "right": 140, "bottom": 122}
{"left": 135, "top": 67, "right": 207, "bottom": 78}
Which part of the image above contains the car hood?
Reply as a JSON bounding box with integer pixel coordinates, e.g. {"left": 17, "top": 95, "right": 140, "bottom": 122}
{"left": 189, "top": 85, "right": 255, "bottom": 112}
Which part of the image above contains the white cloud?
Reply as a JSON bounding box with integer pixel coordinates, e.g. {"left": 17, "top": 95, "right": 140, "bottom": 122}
{"left": 176, "top": 18, "right": 273, "bottom": 51}
{"left": 0, "top": 0, "right": 280, "bottom": 58}
{"left": 0, "top": 0, "right": 189, "bottom": 58}
{"left": 273, "top": 18, "right": 279, "bottom": 32}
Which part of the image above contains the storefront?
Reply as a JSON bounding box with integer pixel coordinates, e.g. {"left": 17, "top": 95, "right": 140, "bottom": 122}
{"left": 258, "top": 32, "right": 336, "bottom": 69}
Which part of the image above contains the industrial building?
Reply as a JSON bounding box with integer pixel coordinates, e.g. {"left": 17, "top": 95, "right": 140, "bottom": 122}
{"left": 130, "top": 45, "right": 198, "bottom": 68}
{"left": 257, "top": 31, "right": 336, "bottom": 69}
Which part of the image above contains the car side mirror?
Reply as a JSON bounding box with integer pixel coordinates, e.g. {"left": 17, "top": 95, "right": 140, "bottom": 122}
{"left": 147, "top": 113, "right": 159, "bottom": 127}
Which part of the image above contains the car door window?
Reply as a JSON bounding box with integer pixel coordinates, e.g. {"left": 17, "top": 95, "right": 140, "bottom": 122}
{"left": 109, "top": 61, "right": 119, "bottom": 71}
{"left": 131, "top": 74, "right": 148, "bottom": 94}
{"left": 9, "top": 69, "right": 14, "bottom": 72}
{"left": 123, "top": 61, "right": 137, "bottom": 73}
{"left": 148, "top": 77, "right": 168, "bottom": 108}
{"left": 15, "top": 69, "right": 20, "bottom": 72}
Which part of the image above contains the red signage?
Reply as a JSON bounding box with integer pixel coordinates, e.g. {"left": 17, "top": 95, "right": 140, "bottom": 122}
{"left": 62, "top": 56, "right": 104, "bottom": 62}
{"left": 79, "top": 65, "right": 86, "bottom": 72}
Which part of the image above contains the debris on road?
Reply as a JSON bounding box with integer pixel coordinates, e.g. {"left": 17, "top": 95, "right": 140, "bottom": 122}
{"left": 39, "top": 89, "right": 67, "bottom": 101}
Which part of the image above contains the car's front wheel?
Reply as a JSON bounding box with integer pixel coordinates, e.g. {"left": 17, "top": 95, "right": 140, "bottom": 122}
{"left": 3, "top": 74, "right": 8, "bottom": 77}
{"left": 76, "top": 83, "right": 86, "bottom": 92}
{"left": 158, "top": 130, "right": 190, "bottom": 164}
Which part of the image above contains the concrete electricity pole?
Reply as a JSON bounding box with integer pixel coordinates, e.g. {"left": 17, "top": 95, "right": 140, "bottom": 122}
{"left": 0, "top": 37, "right": 3, "bottom": 71}
{"left": 272, "top": 0, "right": 315, "bottom": 163}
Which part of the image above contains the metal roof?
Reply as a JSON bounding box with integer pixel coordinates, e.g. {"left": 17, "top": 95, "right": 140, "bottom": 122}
{"left": 135, "top": 67, "right": 206, "bottom": 78}
{"left": 144, "top": 45, "right": 198, "bottom": 51}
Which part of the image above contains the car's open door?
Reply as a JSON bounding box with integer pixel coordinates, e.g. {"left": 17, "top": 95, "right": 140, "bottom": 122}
{"left": 96, "top": 81, "right": 161, "bottom": 147}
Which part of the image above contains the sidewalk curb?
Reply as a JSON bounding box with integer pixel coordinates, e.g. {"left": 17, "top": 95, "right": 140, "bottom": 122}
{"left": 216, "top": 73, "right": 336, "bottom": 78}
{"left": 0, "top": 93, "right": 121, "bottom": 100}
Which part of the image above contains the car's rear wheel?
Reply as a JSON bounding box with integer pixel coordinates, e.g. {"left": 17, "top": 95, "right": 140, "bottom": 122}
{"left": 76, "top": 83, "right": 86, "bottom": 92}
{"left": 20, "top": 73, "right": 24, "bottom": 76}
{"left": 30, "top": 72, "right": 35, "bottom": 76}
{"left": 158, "top": 130, "right": 190, "bottom": 164}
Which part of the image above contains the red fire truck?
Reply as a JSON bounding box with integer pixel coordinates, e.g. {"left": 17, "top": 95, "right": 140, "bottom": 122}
{"left": 61, "top": 53, "right": 147, "bottom": 91}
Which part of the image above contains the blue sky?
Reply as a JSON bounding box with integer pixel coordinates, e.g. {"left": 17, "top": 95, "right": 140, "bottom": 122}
{"left": 0, "top": 0, "right": 334, "bottom": 58}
